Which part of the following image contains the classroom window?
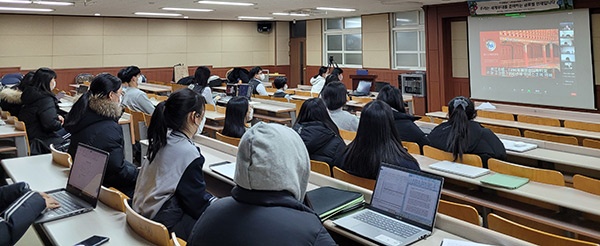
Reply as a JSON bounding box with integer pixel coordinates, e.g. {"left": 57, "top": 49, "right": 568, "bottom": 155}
{"left": 324, "top": 17, "right": 362, "bottom": 67}
{"left": 392, "top": 10, "right": 426, "bottom": 70}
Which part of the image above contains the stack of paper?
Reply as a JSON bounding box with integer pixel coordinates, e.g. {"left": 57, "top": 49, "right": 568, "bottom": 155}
{"left": 305, "top": 186, "right": 365, "bottom": 221}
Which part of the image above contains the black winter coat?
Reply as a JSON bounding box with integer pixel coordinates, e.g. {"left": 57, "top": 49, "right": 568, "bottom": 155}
{"left": 19, "top": 87, "right": 63, "bottom": 146}
{"left": 64, "top": 97, "right": 138, "bottom": 197}
{"left": 188, "top": 187, "right": 336, "bottom": 246}
{"left": 392, "top": 110, "right": 430, "bottom": 147}
{"left": 428, "top": 121, "right": 507, "bottom": 166}
{"left": 293, "top": 121, "right": 345, "bottom": 167}
{"left": 0, "top": 88, "right": 22, "bottom": 117}
{"left": 0, "top": 182, "right": 45, "bottom": 246}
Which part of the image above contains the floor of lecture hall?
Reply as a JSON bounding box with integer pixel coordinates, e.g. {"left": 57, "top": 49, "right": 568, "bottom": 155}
{"left": 16, "top": 226, "right": 43, "bottom": 246}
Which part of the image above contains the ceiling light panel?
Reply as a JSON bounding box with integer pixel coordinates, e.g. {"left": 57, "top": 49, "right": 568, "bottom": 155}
{"left": 316, "top": 7, "right": 356, "bottom": 12}
{"left": 161, "top": 7, "right": 213, "bottom": 12}
{"left": 197, "top": 1, "right": 254, "bottom": 6}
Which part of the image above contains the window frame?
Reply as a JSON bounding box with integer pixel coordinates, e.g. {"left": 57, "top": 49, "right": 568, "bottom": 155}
{"left": 323, "top": 16, "right": 363, "bottom": 68}
{"left": 391, "top": 10, "right": 426, "bottom": 70}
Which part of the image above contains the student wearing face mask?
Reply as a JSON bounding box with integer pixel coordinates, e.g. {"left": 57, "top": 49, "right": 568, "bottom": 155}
{"left": 117, "top": 66, "right": 155, "bottom": 115}
{"left": 272, "top": 76, "right": 291, "bottom": 101}
{"left": 133, "top": 88, "right": 215, "bottom": 240}
{"left": 64, "top": 73, "right": 138, "bottom": 197}
{"left": 19, "top": 68, "right": 67, "bottom": 154}
{"left": 247, "top": 66, "right": 268, "bottom": 96}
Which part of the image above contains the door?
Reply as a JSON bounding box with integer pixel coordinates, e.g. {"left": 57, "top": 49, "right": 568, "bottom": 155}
{"left": 290, "top": 38, "right": 306, "bottom": 86}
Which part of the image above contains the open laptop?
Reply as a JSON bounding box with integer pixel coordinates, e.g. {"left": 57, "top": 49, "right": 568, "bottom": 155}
{"left": 333, "top": 164, "right": 444, "bottom": 246}
{"left": 352, "top": 81, "right": 372, "bottom": 96}
{"left": 36, "top": 143, "right": 109, "bottom": 223}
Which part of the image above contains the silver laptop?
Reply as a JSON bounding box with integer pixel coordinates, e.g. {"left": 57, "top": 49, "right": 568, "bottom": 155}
{"left": 333, "top": 164, "right": 444, "bottom": 246}
{"left": 36, "top": 143, "right": 109, "bottom": 223}
{"left": 209, "top": 161, "right": 236, "bottom": 180}
{"left": 429, "top": 160, "right": 490, "bottom": 178}
{"left": 353, "top": 81, "right": 372, "bottom": 96}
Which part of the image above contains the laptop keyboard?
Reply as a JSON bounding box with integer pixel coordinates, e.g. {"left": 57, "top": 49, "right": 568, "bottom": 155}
{"left": 354, "top": 211, "right": 420, "bottom": 238}
{"left": 47, "top": 192, "right": 84, "bottom": 215}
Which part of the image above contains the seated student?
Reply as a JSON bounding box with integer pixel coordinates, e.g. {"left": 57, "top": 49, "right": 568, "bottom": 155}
{"left": 1, "top": 182, "right": 60, "bottom": 246}
{"left": 321, "top": 82, "right": 358, "bottom": 131}
{"left": 377, "top": 85, "right": 430, "bottom": 147}
{"left": 428, "top": 96, "right": 506, "bottom": 166}
{"left": 190, "top": 66, "right": 215, "bottom": 105}
{"left": 19, "top": 68, "right": 67, "bottom": 153}
{"left": 133, "top": 88, "right": 215, "bottom": 240}
{"left": 0, "top": 71, "right": 34, "bottom": 117}
{"left": 310, "top": 66, "right": 327, "bottom": 95}
{"left": 335, "top": 100, "right": 420, "bottom": 179}
{"left": 247, "top": 66, "right": 268, "bottom": 96}
{"left": 323, "top": 73, "right": 340, "bottom": 88}
{"left": 272, "top": 76, "right": 291, "bottom": 101}
{"left": 293, "top": 98, "right": 345, "bottom": 167}
{"left": 221, "top": 96, "right": 252, "bottom": 138}
{"left": 64, "top": 73, "right": 138, "bottom": 197}
{"left": 117, "top": 66, "right": 155, "bottom": 115}
{"left": 332, "top": 67, "right": 344, "bottom": 82}
{"left": 188, "top": 123, "right": 336, "bottom": 246}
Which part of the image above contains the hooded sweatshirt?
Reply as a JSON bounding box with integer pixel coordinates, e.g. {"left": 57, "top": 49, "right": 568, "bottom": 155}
{"left": 0, "top": 88, "right": 23, "bottom": 117}
{"left": 188, "top": 123, "right": 336, "bottom": 246}
{"left": 310, "top": 75, "right": 326, "bottom": 95}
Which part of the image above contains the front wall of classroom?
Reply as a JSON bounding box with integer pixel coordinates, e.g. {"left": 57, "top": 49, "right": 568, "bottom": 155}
{"left": 0, "top": 15, "right": 289, "bottom": 69}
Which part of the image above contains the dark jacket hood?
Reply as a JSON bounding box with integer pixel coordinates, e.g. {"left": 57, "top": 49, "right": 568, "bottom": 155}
{"left": 21, "top": 87, "right": 56, "bottom": 105}
{"left": 0, "top": 88, "right": 22, "bottom": 104}
{"left": 293, "top": 121, "right": 337, "bottom": 153}
{"left": 232, "top": 186, "right": 315, "bottom": 214}
{"left": 65, "top": 96, "right": 122, "bottom": 134}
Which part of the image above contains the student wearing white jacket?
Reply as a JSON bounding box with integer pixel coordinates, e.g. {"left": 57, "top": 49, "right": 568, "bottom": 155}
{"left": 310, "top": 66, "right": 327, "bottom": 95}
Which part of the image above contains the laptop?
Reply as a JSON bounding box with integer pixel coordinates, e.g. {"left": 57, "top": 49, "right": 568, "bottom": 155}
{"left": 333, "top": 164, "right": 444, "bottom": 246}
{"left": 209, "top": 161, "right": 236, "bottom": 181}
{"left": 352, "top": 81, "right": 372, "bottom": 96}
{"left": 500, "top": 139, "right": 537, "bottom": 152}
{"left": 36, "top": 143, "right": 109, "bottom": 223}
{"left": 429, "top": 160, "right": 490, "bottom": 178}
{"left": 237, "top": 84, "right": 251, "bottom": 99}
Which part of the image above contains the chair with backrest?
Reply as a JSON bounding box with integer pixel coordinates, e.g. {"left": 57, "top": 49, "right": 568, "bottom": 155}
{"left": 523, "top": 130, "right": 578, "bottom": 145}
{"left": 339, "top": 129, "right": 357, "bottom": 141}
{"left": 402, "top": 141, "right": 421, "bottom": 155}
{"left": 171, "top": 83, "right": 188, "bottom": 92}
{"left": 6, "top": 116, "right": 17, "bottom": 125}
{"left": 481, "top": 124, "right": 521, "bottom": 137}
{"left": 441, "top": 106, "right": 448, "bottom": 113}
{"left": 1, "top": 110, "right": 10, "bottom": 120}
{"left": 265, "top": 87, "right": 277, "bottom": 93}
{"left": 0, "top": 73, "right": 22, "bottom": 86}
{"left": 438, "top": 200, "right": 481, "bottom": 226}
{"left": 310, "top": 160, "right": 331, "bottom": 177}
{"left": 351, "top": 97, "right": 373, "bottom": 104}
{"left": 14, "top": 119, "right": 29, "bottom": 155}
{"left": 215, "top": 132, "right": 241, "bottom": 146}
{"left": 205, "top": 103, "right": 216, "bottom": 112}
{"left": 130, "top": 111, "right": 147, "bottom": 141}
{"left": 564, "top": 120, "right": 600, "bottom": 133}
{"left": 98, "top": 186, "right": 129, "bottom": 212}
{"left": 422, "top": 145, "right": 483, "bottom": 167}
{"left": 75, "top": 73, "right": 95, "bottom": 84}
{"left": 487, "top": 213, "right": 598, "bottom": 246}
{"left": 432, "top": 117, "right": 445, "bottom": 124}
{"left": 253, "top": 95, "right": 271, "bottom": 100}
{"left": 142, "top": 113, "right": 152, "bottom": 127}
{"left": 216, "top": 105, "right": 226, "bottom": 114}
{"left": 332, "top": 166, "right": 376, "bottom": 190}
{"left": 517, "top": 115, "right": 560, "bottom": 127}
{"left": 50, "top": 144, "right": 72, "bottom": 168}
{"left": 583, "top": 138, "right": 600, "bottom": 149}
{"left": 477, "top": 111, "right": 514, "bottom": 121}
{"left": 124, "top": 199, "right": 185, "bottom": 246}
{"left": 295, "top": 90, "right": 312, "bottom": 97}
{"left": 573, "top": 174, "right": 600, "bottom": 222}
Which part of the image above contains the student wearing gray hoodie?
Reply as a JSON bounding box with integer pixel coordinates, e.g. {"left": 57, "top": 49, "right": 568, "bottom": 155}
{"left": 188, "top": 122, "right": 336, "bottom": 246}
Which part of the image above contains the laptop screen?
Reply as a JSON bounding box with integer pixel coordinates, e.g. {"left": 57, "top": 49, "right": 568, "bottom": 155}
{"left": 225, "top": 84, "right": 237, "bottom": 97}
{"left": 356, "top": 81, "right": 372, "bottom": 94}
{"left": 371, "top": 165, "right": 443, "bottom": 228}
{"left": 67, "top": 144, "right": 109, "bottom": 202}
{"left": 237, "top": 84, "right": 250, "bottom": 99}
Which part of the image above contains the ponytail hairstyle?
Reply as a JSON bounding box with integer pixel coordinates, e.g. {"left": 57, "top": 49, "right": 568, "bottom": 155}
{"left": 294, "top": 98, "right": 341, "bottom": 138}
{"left": 117, "top": 66, "right": 141, "bottom": 84}
{"left": 313, "top": 66, "right": 327, "bottom": 79}
{"left": 64, "top": 73, "right": 122, "bottom": 130}
{"left": 16, "top": 71, "right": 35, "bottom": 91}
{"left": 192, "top": 66, "right": 211, "bottom": 93}
{"left": 376, "top": 85, "right": 406, "bottom": 113}
{"left": 30, "top": 67, "right": 57, "bottom": 95}
{"left": 446, "top": 96, "right": 476, "bottom": 161}
{"left": 221, "top": 96, "right": 249, "bottom": 138}
{"left": 147, "top": 88, "right": 206, "bottom": 163}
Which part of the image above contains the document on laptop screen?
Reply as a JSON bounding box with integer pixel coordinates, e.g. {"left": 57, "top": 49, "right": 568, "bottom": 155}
{"left": 70, "top": 147, "right": 107, "bottom": 197}
{"left": 372, "top": 166, "right": 442, "bottom": 227}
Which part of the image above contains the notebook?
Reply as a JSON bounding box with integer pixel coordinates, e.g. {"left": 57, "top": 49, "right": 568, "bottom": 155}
{"left": 210, "top": 161, "right": 236, "bottom": 180}
{"left": 305, "top": 187, "right": 365, "bottom": 221}
{"left": 480, "top": 173, "right": 529, "bottom": 189}
{"left": 333, "top": 164, "right": 444, "bottom": 246}
{"left": 500, "top": 139, "right": 537, "bottom": 152}
{"left": 36, "top": 143, "right": 109, "bottom": 223}
{"left": 429, "top": 161, "right": 490, "bottom": 178}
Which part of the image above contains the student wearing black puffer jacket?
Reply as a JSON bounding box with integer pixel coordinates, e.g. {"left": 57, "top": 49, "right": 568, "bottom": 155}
{"left": 377, "top": 85, "right": 430, "bottom": 147}
{"left": 64, "top": 74, "right": 138, "bottom": 197}
{"left": 292, "top": 98, "right": 345, "bottom": 167}
{"left": 0, "top": 72, "right": 34, "bottom": 117}
{"left": 18, "top": 68, "right": 66, "bottom": 151}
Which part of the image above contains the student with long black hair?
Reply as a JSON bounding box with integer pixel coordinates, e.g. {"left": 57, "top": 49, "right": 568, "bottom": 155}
{"left": 133, "top": 88, "right": 215, "bottom": 240}
{"left": 335, "top": 100, "right": 420, "bottom": 179}
{"left": 0, "top": 71, "right": 34, "bottom": 117}
{"left": 321, "top": 82, "right": 358, "bottom": 131}
{"left": 190, "top": 66, "right": 215, "bottom": 105}
{"left": 221, "top": 96, "right": 251, "bottom": 138}
{"left": 117, "top": 66, "right": 155, "bottom": 114}
{"left": 64, "top": 73, "right": 138, "bottom": 196}
{"left": 310, "top": 66, "right": 327, "bottom": 95}
{"left": 19, "top": 68, "right": 66, "bottom": 153}
{"left": 293, "top": 98, "right": 345, "bottom": 167}
{"left": 377, "top": 85, "right": 430, "bottom": 147}
{"left": 428, "top": 96, "right": 506, "bottom": 166}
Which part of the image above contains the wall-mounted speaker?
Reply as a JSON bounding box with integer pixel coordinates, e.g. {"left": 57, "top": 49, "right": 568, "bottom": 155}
{"left": 257, "top": 22, "right": 273, "bottom": 33}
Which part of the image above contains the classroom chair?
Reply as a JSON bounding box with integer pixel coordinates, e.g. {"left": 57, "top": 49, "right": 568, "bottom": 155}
{"left": 130, "top": 111, "right": 147, "bottom": 142}
{"left": 422, "top": 145, "right": 483, "bottom": 168}
{"left": 170, "top": 83, "right": 188, "bottom": 92}
{"left": 583, "top": 139, "right": 600, "bottom": 150}
{"left": 310, "top": 160, "right": 331, "bottom": 177}
{"left": 517, "top": 115, "right": 560, "bottom": 127}
{"left": 433, "top": 117, "right": 445, "bottom": 124}
{"left": 6, "top": 116, "right": 17, "bottom": 125}
{"left": 215, "top": 132, "right": 241, "bottom": 146}
{"left": 265, "top": 87, "right": 277, "bottom": 93}
{"left": 351, "top": 97, "right": 373, "bottom": 104}
{"left": 402, "top": 141, "right": 421, "bottom": 155}
{"left": 143, "top": 113, "right": 152, "bottom": 127}
{"left": 216, "top": 105, "right": 226, "bottom": 114}
{"left": 270, "top": 97, "right": 290, "bottom": 103}
{"left": 0, "top": 113, "right": 18, "bottom": 154}
{"left": 523, "top": 130, "right": 578, "bottom": 146}
{"left": 1, "top": 110, "right": 10, "bottom": 120}
{"left": 481, "top": 124, "right": 521, "bottom": 137}
{"left": 50, "top": 144, "right": 72, "bottom": 168}
{"left": 573, "top": 174, "right": 600, "bottom": 223}
{"left": 564, "top": 120, "right": 600, "bottom": 133}
{"left": 487, "top": 213, "right": 598, "bottom": 246}
{"left": 441, "top": 106, "right": 448, "bottom": 113}
{"left": 295, "top": 90, "right": 312, "bottom": 97}
{"left": 438, "top": 200, "right": 481, "bottom": 226}
{"left": 205, "top": 103, "right": 216, "bottom": 112}
{"left": 476, "top": 111, "right": 515, "bottom": 121}
{"left": 14, "top": 119, "right": 29, "bottom": 155}
{"left": 332, "top": 166, "right": 375, "bottom": 190}
{"left": 339, "top": 129, "right": 357, "bottom": 141}
{"left": 254, "top": 95, "right": 271, "bottom": 100}
{"left": 124, "top": 199, "right": 186, "bottom": 246}
{"left": 98, "top": 186, "right": 129, "bottom": 212}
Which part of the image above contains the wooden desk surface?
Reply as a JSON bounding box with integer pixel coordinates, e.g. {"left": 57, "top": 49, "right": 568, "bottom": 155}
{"left": 204, "top": 110, "right": 226, "bottom": 121}
{"left": 474, "top": 101, "right": 600, "bottom": 124}
{"left": 138, "top": 83, "right": 172, "bottom": 93}
{"left": 251, "top": 98, "right": 296, "bottom": 113}
{"left": 0, "top": 124, "right": 26, "bottom": 138}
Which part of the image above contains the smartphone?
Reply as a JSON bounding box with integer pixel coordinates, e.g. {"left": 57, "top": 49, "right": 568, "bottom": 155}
{"left": 74, "top": 235, "right": 109, "bottom": 246}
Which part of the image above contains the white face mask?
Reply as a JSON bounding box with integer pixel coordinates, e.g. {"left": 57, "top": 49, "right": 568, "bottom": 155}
{"left": 283, "top": 84, "right": 288, "bottom": 90}
{"left": 50, "top": 79, "right": 56, "bottom": 90}
{"left": 246, "top": 106, "right": 254, "bottom": 122}
{"left": 137, "top": 75, "right": 143, "bottom": 84}
{"left": 196, "top": 115, "right": 206, "bottom": 136}
{"left": 259, "top": 73, "right": 266, "bottom": 81}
